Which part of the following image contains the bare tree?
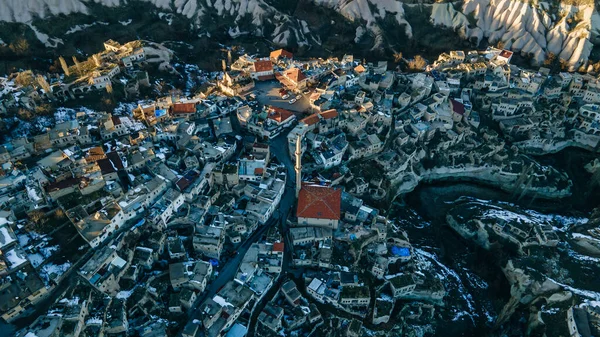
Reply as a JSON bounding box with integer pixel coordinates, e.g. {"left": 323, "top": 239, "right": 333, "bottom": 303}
{"left": 407, "top": 55, "right": 427, "bottom": 71}
{"left": 9, "top": 38, "right": 29, "bottom": 56}
{"left": 393, "top": 52, "right": 404, "bottom": 64}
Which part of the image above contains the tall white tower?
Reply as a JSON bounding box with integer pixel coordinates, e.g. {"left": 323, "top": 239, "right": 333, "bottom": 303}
{"left": 295, "top": 134, "right": 302, "bottom": 198}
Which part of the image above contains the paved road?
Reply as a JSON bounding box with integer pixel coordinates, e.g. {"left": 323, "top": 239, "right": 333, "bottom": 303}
{"left": 184, "top": 128, "right": 298, "bottom": 333}
{"left": 246, "top": 130, "right": 297, "bottom": 336}
{"left": 254, "top": 81, "right": 311, "bottom": 114}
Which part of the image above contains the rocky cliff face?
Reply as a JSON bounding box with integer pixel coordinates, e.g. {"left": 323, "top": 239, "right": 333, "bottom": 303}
{"left": 0, "top": 0, "right": 414, "bottom": 49}
{"left": 1, "top": 0, "right": 600, "bottom": 66}
{"left": 0, "top": 0, "right": 316, "bottom": 47}
{"left": 430, "top": 0, "right": 600, "bottom": 68}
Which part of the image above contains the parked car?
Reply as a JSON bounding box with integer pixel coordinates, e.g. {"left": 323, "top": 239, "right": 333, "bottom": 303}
{"left": 282, "top": 94, "right": 290, "bottom": 100}
{"left": 296, "top": 95, "right": 302, "bottom": 100}
{"left": 289, "top": 98, "right": 297, "bottom": 104}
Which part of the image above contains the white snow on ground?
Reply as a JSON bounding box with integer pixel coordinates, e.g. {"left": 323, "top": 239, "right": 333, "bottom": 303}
{"left": 0, "top": 216, "right": 12, "bottom": 227}
{"left": 59, "top": 296, "right": 80, "bottom": 306}
{"left": 65, "top": 22, "right": 108, "bottom": 34}
{"left": 548, "top": 276, "right": 600, "bottom": 301}
{"left": 568, "top": 250, "right": 600, "bottom": 263}
{"left": 86, "top": 317, "right": 103, "bottom": 325}
{"left": 54, "top": 107, "right": 77, "bottom": 123}
{"left": 5, "top": 249, "right": 27, "bottom": 269}
{"left": 26, "top": 185, "right": 42, "bottom": 201}
{"left": 27, "top": 253, "right": 45, "bottom": 268}
{"left": 27, "top": 23, "right": 63, "bottom": 48}
{"left": 158, "top": 12, "right": 174, "bottom": 25}
{"left": 18, "top": 233, "right": 31, "bottom": 247}
{"left": 41, "top": 262, "right": 71, "bottom": 283}
{"left": 461, "top": 198, "right": 589, "bottom": 231}
{"left": 40, "top": 245, "right": 59, "bottom": 258}
{"left": 0, "top": 226, "right": 16, "bottom": 247}
{"left": 113, "top": 102, "right": 137, "bottom": 116}
{"left": 571, "top": 232, "right": 600, "bottom": 241}
{"left": 462, "top": 267, "right": 489, "bottom": 289}
{"left": 378, "top": 293, "right": 393, "bottom": 302}
{"left": 414, "top": 248, "right": 476, "bottom": 312}
{"left": 109, "top": 159, "right": 118, "bottom": 171}
{"left": 119, "top": 19, "right": 132, "bottom": 25}
{"left": 116, "top": 287, "right": 135, "bottom": 299}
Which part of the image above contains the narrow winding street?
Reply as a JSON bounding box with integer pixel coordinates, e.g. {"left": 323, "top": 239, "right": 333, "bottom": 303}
{"left": 185, "top": 127, "right": 298, "bottom": 335}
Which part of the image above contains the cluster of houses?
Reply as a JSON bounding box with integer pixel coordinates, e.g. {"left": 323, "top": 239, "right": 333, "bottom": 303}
{"left": 0, "top": 49, "right": 295, "bottom": 337}
{"left": 3, "top": 39, "right": 600, "bottom": 337}
{"left": 433, "top": 48, "right": 600, "bottom": 153}
{"left": 0, "top": 40, "right": 175, "bottom": 114}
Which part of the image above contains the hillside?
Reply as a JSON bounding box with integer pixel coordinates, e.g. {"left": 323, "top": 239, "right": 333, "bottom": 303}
{"left": 1, "top": 0, "right": 600, "bottom": 68}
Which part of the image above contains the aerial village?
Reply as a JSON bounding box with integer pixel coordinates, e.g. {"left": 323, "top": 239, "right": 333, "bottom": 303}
{"left": 0, "top": 39, "right": 599, "bottom": 337}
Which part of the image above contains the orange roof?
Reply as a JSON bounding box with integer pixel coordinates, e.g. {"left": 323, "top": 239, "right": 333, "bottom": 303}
{"left": 284, "top": 68, "right": 306, "bottom": 84}
{"left": 319, "top": 109, "right": 338, "bottom": 120}
{"left": 297, "top": 185, "right": 341, "bottom": 220}
{"left": 270, "top": 49, "right": 293, "bottom": 60}
{"left": 254, "top": 167, "right": 264, "bottom": 175}
{"left": 253, "top": 60, "right": 273, "bottom": 73}
{"left": 300, "top": 113, "right": 320, "bottom": 126}
{"left": 272, "top": 242, "right": 284, "bottom": 252}
{"left": 85, "top": 147, "right": 106, "bottom": 163}
{"left": 268, "top": 107, "right": 295, "bottom": 123}
{"left": 171, "top": 103, "right": 196, "bottom": 114}
{"left": 354, "top": 64, "right": 366, "bottom": 73}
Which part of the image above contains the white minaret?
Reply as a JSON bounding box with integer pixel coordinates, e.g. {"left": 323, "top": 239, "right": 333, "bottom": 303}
{"left": 295, "top": 134, "right": 302, "bottom": 198}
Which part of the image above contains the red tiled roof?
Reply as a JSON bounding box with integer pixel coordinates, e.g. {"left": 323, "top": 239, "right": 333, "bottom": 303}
{"left": 85, "top": 146, "right": 106, "bottom": 163}
{"left": 268, "top": 106, "right": 295, "bottom": 124}
{"left": 296, "top": 185, "right": 341, "bottom": 220}
{"left": 319, "top": 109, "right": 338, "bottom": 120}
{"left": 284, "top": 68, "right": 306, "bottom": 84}
{"left": 450, "top": 99, "right": 465, "bottom": 115}
{"left": 498, "top": 50, "right": 514, "bottom": 59}
{"left": 270, "top": 49, "right": 293, "bottom": 60}
{"left": 301, "top": 114, "right": 320, "bottom": 126}
{"left": 272, "top": 242, "right": 284, "bottom": 252}
{"left": 171, "top": 103, "right": 196, "bottom": 114}
{"left": 253, "top": 60, "right": 273, "bottom": 73}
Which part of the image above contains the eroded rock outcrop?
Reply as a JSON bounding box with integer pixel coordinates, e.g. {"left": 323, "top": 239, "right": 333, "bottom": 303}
{"left": 430, "top": 0, "right": 600, "bottom": 68}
